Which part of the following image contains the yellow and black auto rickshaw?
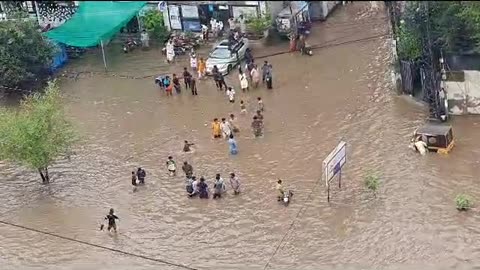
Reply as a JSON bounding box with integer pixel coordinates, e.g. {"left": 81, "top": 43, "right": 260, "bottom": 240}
{"left": 413, "top": 123, "right": 455, "bottom": 154}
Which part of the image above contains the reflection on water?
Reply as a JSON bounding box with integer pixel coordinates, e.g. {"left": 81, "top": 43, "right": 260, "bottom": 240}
{"left": 2, "top": 3, "right": 480, "bottom": 270}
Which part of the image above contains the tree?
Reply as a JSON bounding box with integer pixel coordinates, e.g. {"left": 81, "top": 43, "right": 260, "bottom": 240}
{"left": 0, "top": 15, "right": 55, "bottom": 92}
{"left": 140, "top": 9, "right": 170, "bottom": 44}
{"left": 246, "top": 13, "right": 272, "bottom": 37}
{"left": 0, "top": 81, "right": 77, "bottom": 183}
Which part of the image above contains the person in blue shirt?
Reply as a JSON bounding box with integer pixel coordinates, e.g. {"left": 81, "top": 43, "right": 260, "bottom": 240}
{"left": 228, "top": 134, "right": 238, "bottom": 155}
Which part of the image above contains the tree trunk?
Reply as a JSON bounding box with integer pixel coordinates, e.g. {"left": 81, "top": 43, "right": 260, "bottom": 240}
{"left": 38, "top": 167, "right": 50, "bottom": 183}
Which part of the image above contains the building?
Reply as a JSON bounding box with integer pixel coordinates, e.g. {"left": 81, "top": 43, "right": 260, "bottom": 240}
{"left": 157, "top": 1, "right": 268, "bottom": 32}
{"left": 0, "top": 1, "right": 79, "bottom": 27}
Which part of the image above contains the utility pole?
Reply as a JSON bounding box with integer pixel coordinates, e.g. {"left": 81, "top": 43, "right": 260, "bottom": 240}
{"left": 420, "top": 1, "right": 440, "bottom": 119}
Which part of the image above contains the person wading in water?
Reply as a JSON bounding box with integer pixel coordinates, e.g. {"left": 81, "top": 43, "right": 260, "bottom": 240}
{"left": 137, "top": 167, "right": 146, "bottom": 185}
{"left": 101, "top": 208, "right": 119, "bottom": 233}
{"left": 182, "top": 161, "right": 194, "bottom": 179}
{"left": 251, "top": 115, "right": 264, "bottom": 137}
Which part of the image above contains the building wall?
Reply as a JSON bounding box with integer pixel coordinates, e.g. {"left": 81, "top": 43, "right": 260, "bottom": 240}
{"left": 445, "top": 70, "right": 480, "bottom": 115}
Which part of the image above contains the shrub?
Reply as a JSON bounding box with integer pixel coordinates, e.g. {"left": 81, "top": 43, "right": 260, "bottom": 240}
{"left": 246, "top": 14, "right": 272, "bottom": 36}
{"left": 364, "top": 171, "right": 380, "bottom": 196}
{"left": 455, "top": 194, "right": 473, "bottom": 211}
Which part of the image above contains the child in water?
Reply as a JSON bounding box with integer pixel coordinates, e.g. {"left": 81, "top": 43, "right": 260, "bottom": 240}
{"left": 240, "top": 100, "right": 247, "bottom": 114}
{"left": 166, "top": 156, "right": 177, "bottom": 176}
{"left": 257, "top": 97, "right": 264, "bottom": 112}
{"left": 131, "top": 171, "right": 137, "bottom": 186}
{"left": 226, "top": 87, "right": 235, "bottom": 103}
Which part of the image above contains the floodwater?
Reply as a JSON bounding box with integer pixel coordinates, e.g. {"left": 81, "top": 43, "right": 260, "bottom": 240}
{"left": 2, "top": 3, "right": 480, "bottom": 270}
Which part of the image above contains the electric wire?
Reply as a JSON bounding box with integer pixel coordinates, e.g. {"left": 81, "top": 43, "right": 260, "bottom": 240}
{"left": 0, "top": 220, "right": 199, "bottom": 270}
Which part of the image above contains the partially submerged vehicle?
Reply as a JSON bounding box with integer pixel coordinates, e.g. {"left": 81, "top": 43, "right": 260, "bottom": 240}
{"left": 413, "top": 123, "right": 455, "bottom": 154}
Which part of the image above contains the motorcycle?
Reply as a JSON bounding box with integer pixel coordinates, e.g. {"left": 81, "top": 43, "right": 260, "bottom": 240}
{"left": 280, "top": 190, "right": 294, "bottom": 206}
{"left": 301, "top": 44, "right": 313, "bottom": 56}
{"left": 123, "top": 38, "right": 138, "bottom": 53}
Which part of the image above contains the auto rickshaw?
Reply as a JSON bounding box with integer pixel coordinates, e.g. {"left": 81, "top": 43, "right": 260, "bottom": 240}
{"left": 413, "top": 123, "right": 455, "bottom": 154}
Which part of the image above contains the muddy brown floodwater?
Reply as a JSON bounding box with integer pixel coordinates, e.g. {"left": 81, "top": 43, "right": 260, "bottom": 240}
{"left": 2, "top": 3, "right": 480, "bottom": 270}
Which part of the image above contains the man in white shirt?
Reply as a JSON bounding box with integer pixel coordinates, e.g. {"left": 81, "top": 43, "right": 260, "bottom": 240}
{"left": 228, "top": 17, "right": 236, "bottom": 31}
{"left": 412, "top": 135, "right": 428, "bottom": 155}
{"left": 140, "top": 30, "right": 150, "bottom": 48}
{"left": 220, "top": 118, "right": 232, "bottom": 139}
{"left": 226, "top": 87, "right": 235, "bottom": 103}
{"left": 238, "top": 14, "right": 246, "bottom": 33}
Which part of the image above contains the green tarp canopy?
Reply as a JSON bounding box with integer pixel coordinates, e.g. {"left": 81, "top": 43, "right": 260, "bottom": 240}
{"left": 44, "top": 1, "right": 147, "bottom": 47}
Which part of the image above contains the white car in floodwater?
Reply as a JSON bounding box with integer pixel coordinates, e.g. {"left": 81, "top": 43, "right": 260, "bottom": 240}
{"left": 206, "top": 38, "right": 249, "bottom": 76}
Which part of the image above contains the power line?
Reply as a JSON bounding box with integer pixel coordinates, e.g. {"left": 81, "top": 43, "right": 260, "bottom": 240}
{"left": 263, "top": 180, "right": 321, "bottom": 269}
{"left": 0, "top": 220, "right": 198, "bottom": 270}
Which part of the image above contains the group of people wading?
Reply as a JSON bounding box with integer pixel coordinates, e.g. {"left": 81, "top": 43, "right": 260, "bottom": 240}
{"left": 163, "top": 155, "right": 241, "bottom": 199}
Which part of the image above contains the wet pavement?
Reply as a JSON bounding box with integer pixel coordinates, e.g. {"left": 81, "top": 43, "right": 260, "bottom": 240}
{"left": 2, "top": 3, "right": 480, "bottom": 270}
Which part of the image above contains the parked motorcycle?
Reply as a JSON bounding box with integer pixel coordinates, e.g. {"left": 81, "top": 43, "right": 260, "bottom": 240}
{"left": 123, "top": 38, "right": 138, "bottom": 53}
{"left": 301, "top": 44, "right": 313, "bottom": 56}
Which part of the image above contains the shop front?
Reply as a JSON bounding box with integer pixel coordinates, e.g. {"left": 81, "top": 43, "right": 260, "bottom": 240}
{"left": 162, "top": 1, "right": 265, "bottom": 32}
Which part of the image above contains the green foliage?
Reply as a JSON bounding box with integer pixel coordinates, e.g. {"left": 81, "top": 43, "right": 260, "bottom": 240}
{"left": 0, "top": 81, "right": 77, "bottom": 183}
{"left": 364, "top": 171, "right": 380, "bottom": 194}
{"left": 397, "top": 1, "right": 480, "bottom": 59}
{"left": 397, "top": 23, "right": 422, "bottom": 61}
{"left": 141, "top": 9, "right": 169, "bottom": 43}
{"left": 246, "top": 14, "right": 272, "bottom": 36}
{"left": 0, "top": 17, "right": 55, "bottom": 91}
{"left": 455, "top": 194, "right": 473, "bottom": 211}
{"left": 458, "top": 2, "right": 480, "bottom": 52}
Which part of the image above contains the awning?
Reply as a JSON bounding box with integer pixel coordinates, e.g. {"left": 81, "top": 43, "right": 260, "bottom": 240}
{"left": 44, "top": 1, "right": 147, "bottom": 48}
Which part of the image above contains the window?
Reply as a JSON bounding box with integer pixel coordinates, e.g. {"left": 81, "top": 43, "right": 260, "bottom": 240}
{"left": 210, "top": 48, "right": 232, "bottom": 59}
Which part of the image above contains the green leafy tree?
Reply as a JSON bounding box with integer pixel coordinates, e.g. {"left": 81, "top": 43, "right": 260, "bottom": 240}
{"left": 397, "top": 23, "right": 422, "bottom": 61}
{"left": 0, "top": 81, "right": 77, "bottom": 183}
{"left": 246, "top": 14, "right": 272, "bottom": 37}
{"left": 0, "top": 15, "right": 55, "bottom": 91}
{"left": 458, "top": 1, "right": 480, "bottom": 52}
{"left": 141, "top": 9, "right": 169, "bottom": 43}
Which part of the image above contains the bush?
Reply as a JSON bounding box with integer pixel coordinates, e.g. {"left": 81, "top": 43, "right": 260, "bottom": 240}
{"left": 455, "top": 194, "right": 473, "bottom": 211}
{"left": 246, "top": 14, "right": 272, "bottom": 36}
{"left": 364, "top": 171, "right": 380, "bottom": 195}
{"left": 141, "top": 9, "right": 170, "bottom": 43}
{"left": 0, "top": 16, "right": 55, "bottom": 92}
